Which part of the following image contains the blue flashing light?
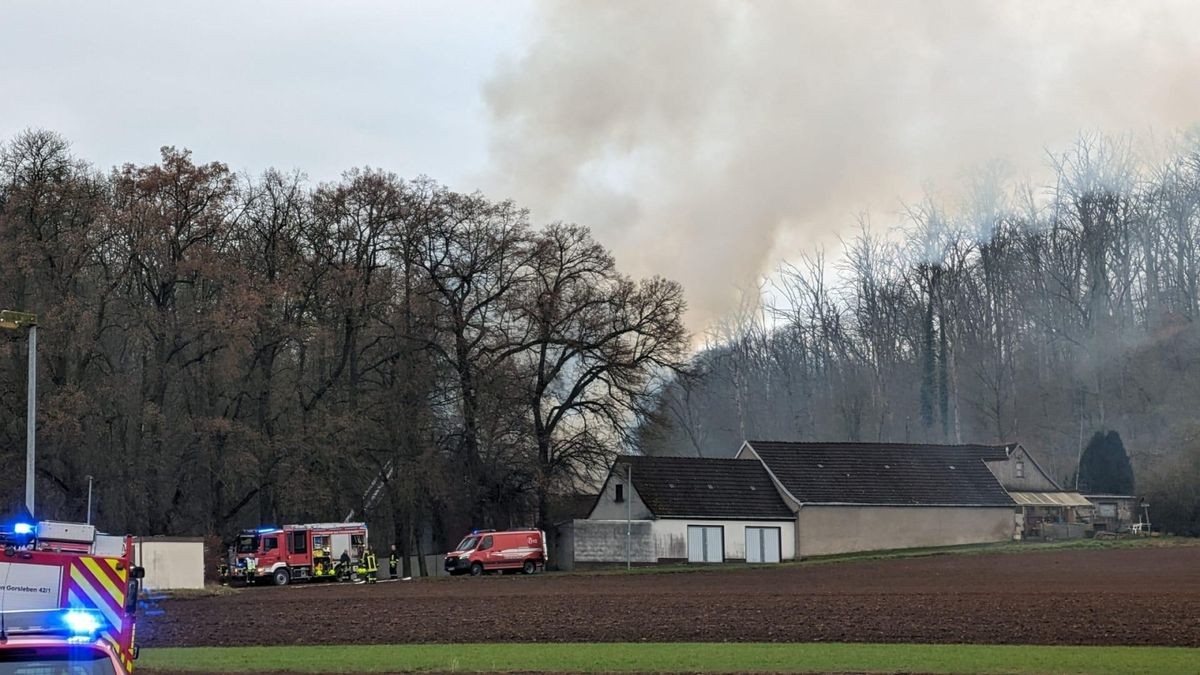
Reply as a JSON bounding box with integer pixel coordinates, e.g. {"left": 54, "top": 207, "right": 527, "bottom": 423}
{"left": 13, "top": 522, "right": 34, "bottom": 535}
{"left": 63, "top": 610, "right": 102, "bottom": 637}
{"left": 256, "top": 527, "right": 278, "bottom": 533}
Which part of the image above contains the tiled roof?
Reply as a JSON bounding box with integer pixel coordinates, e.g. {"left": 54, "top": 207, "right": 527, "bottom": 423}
{"left": 744, "top": 441, "right": 1016, "bottom": 507}
{"left": 616, "top": 456, "right": 794, "bottom": 520}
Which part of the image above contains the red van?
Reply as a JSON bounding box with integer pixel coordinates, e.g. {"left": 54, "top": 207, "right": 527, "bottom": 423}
{"left": 445, "top": 529, "right": 547, "bottom": 576}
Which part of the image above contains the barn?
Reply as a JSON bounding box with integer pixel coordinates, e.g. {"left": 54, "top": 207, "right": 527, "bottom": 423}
{"left": 735, "top": 441, "right": 1018, "bottom": 557}
{"left": 561, "top": 440, "right": 1023, "bottom": 568}
{"left": 561, "top": 456, "right": 796, "bottom": 567}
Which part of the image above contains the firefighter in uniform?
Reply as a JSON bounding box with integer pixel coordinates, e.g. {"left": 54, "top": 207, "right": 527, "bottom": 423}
{"left": 364, "top": 547, "right": 378, "bottom": 583}
{"left": 389, "top": 544, "right": 399, "bottom": 579}
{"left": 338, "top": 549, "right": 352, "bottom": 581}
{"left": 356, "top": 546, "right": 378, "bottom": 583}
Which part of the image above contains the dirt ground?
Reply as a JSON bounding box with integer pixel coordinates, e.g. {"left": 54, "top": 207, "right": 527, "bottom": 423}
{"left": 140, "top": 546, "right": 1200, "bottom": 647}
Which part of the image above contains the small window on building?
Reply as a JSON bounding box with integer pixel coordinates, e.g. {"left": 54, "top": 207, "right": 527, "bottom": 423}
{"left": 1016, "top": 460, "right": 1025, "bottom": 478}
{"left": 615, "top": 483, "right": 625, "bottom": 503}
{"left": 1099, "top": 503, "right": 1117, "bottom": 518}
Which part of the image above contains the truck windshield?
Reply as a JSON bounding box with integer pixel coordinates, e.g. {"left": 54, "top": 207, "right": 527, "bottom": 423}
{"left": 455, "top": 536, "right": 479, "bottom": 551}
{"left": 236, "top": 535, "right": 259, "bottom": 553}
{"left": 0, "top": 646, "right": 117, "bottom": 674}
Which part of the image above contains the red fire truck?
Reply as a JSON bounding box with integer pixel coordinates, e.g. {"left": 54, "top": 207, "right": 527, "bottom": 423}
{"left": 221, "top": 522, "right": 367, "bottom": 586}
{"left": 0, "top": 517, "right": 144, "bottom": 674}
{"left": 444, "top": 529, "right": 546, "bottom": 576}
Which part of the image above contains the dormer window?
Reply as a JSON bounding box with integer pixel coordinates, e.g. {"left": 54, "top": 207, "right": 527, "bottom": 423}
{"left": 1016, "top": 460, "right": 1025, "bottom": 478}
{"left": 615, "top": 483, "right": 625, "bottom": 503}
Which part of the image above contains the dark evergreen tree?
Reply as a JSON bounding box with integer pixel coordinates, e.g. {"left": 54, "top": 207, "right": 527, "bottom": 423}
{"left": 1078, "top": 430, "right": 1135, "bottom": 495}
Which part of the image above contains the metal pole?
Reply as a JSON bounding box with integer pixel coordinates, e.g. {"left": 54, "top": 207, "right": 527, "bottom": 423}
{"left": 86, "top": 475, "right": 94, "bottom": 525}
{"left": 26, "top": 324, "right": 37, "bottom": 515}
{"left": 626, "top": 463, "right": 632, "bottom": 570}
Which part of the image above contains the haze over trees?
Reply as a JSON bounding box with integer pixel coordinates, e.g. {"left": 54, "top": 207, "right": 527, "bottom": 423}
{"left": 638, "top": 132, "right": 1200, "bottom": 537}
{"left": 0, "top": 130, "right": 689, "bottom": 572}
{"left": 3, "top": 128, "right": 1199, "bottom": 551}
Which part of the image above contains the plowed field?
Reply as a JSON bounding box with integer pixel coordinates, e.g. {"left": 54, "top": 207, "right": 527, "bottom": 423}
{"left": 141, "top": 546, "right": 1200, "bottom": 647}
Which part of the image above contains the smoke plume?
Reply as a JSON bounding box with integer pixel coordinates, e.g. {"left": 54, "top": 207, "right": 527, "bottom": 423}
{"left": 483, "top": 0, "right": 1200, "bottom": 329}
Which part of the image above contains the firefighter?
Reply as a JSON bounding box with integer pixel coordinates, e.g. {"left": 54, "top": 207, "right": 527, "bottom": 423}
{"left": 357, "top": 542, "right": 376, "bottom": 581}
{"left": 389, "top": 544, "right": 398, "bottom": 579}
{"left": 338, "top": 549, "right": 351, "bottom": 581}
{"left": 364, "top": 547, "right": 378, "bottom": 583}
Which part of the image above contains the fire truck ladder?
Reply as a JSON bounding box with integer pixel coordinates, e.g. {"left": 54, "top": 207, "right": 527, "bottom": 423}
{"left": 344, "top": 459, "right": 394, "bottom": 522}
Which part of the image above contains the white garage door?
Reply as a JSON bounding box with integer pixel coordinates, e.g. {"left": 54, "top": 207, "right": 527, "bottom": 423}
{"left": 746, "top": 527, "right": 781, "bottom": 563}
{"left": 687, "top": 526, "right": 723, "bottom": 563}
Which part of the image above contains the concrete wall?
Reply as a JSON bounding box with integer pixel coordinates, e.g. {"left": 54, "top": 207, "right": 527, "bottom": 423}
{"left": 648, "top": 519, "right": 796, "bottom": 561}
{"left": 133, "top": 538, "right": 205, "bottom": 590}
{"left": 795, "top": 506, "right": 1013, "bottom": 557}
{"left": 550, "top": 522, "right": 575, "bottom": 570}
{"left": 385, "top": 554, "right": 447, "bottom": 578}
{"left": 985, "top": 446, "right": 1060, "bottom": 492}
{"left": 569, "top": 520, "right": 656, "bottom": 564}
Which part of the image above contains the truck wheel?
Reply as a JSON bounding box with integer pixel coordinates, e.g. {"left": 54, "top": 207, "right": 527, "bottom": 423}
{"left": 522, "top": 560, "right": 535, "bottom": 575}
{"left": 469, "top": 562, "right": 484, "bottom": 576}
{"left": 273, "top": 568, "right": 291, "bottom": 586}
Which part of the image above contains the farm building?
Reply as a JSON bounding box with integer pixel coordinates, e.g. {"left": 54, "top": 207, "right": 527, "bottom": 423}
{"left": 978, "top": 443, "right": 1093, "bottom": 539}
{"left": 560, "top": 440, "right": 1044, "bottom": 568}
{"left": 558, "top": 456, "right": 796, "bottom": 568}
{"left": 734, "top": 441, "right": 1017, "bottom": 557}
{"left": 1084, "top": 494, "right": 1144, "bottom": 533}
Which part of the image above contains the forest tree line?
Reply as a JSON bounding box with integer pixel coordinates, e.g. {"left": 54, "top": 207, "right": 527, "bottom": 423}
{"left": 3, "top": 127, "right": 1198, "bottom": 562}
{"left": 639, "top": 132, "right": 1200, "bottom": 536}
{"left": 0, "top": 130, "right": 689, "bottom": 572}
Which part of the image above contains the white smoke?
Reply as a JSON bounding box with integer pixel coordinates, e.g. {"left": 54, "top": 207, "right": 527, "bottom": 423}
{"left": 483, "top": 0, "right": 1200, "bottom": 329}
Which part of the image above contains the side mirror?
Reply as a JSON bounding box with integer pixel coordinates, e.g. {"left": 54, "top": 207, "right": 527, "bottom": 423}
{"left": 132, "top": 566, "right": 145, "bottom": 579}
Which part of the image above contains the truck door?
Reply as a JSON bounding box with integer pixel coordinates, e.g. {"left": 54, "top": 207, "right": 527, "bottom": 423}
{"left": 288, "top": 529, "right": 309, "bottom": 567}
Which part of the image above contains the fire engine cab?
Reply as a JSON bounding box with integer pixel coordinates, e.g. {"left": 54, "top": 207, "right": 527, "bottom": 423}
{"left": 0, "top": 516, "right": 144, "bottom": 674}
{"left": 221, "top": 522, "right": 367, "bottom": 586}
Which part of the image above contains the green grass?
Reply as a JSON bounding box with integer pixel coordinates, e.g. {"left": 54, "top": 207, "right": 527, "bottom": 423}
{"left": 139, "top": 642, "right": 1200, "bottom": 674}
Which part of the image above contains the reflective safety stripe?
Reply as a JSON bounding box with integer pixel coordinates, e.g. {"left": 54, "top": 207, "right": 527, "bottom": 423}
{"left": 63, "top": 554, "right": 134, "bottom": 673}
{"left": 68, "top": 576, "right": 123, "bottom": 631}
{"left": 82, "top": 556, "right": 124, "bottom": 605}
{"left": 105, "top": 557, "right": 128, "bottom": 583}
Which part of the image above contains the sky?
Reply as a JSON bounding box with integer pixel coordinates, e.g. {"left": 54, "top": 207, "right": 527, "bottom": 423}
{"left": 0, "top": 1, "right": 532, "bottom": 182}
{"left": 4, "top": 1, "right": 1200, "bottom": 330}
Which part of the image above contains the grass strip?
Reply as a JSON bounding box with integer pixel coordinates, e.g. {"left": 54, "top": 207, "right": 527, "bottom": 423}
{"left": 139, "top": 642, "right": 1200, "bottom": 674}
{"left": 574, "top": 536, "right": 1198, "bottom": 576}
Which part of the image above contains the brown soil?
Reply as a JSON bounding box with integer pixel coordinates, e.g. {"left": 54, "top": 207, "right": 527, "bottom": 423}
{"left": 140, "top": 546, "right": 1200, "bottom": 647}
